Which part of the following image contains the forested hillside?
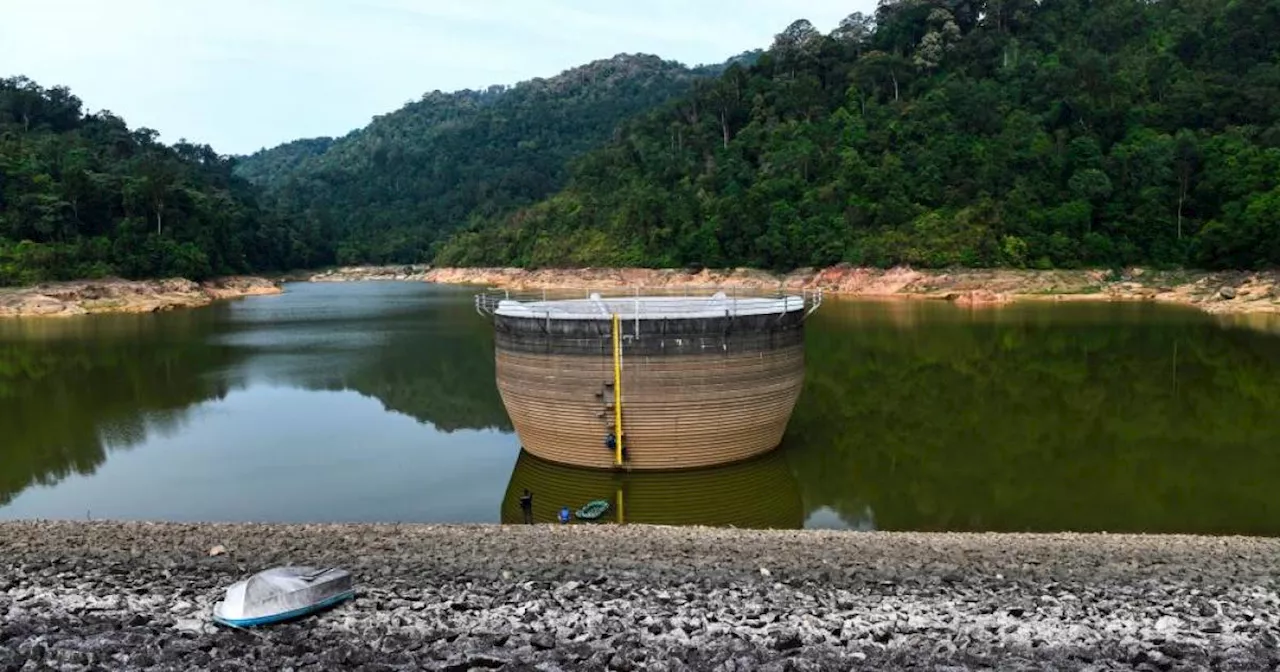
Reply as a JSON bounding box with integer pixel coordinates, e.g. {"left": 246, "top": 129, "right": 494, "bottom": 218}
{"left": 6, "top": 0, "right": 1279, "bottom": 285}
{"left": 0, "top": 77, "right": 317, "bottom": 285}
{"left": 438, "top": 0, "right": 1280, "bottom": 271}
{"left": 232, "top": 137, "right": 334, "bottom": 187}
{"left": 239, "top": 54, "right": 719, "bottom": 265}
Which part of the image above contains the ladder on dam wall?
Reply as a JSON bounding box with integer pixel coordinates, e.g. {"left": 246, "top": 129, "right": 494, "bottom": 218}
{"left": 597, "top": 313, "right": 627, "bottom": 468}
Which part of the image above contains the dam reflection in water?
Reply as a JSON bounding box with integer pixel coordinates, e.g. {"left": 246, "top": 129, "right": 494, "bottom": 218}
{"left": 500, "top": 449, "right": 805, "bottom": 529}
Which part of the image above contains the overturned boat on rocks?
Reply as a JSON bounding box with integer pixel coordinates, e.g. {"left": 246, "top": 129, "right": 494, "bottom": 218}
{"left": 212, "top": 566, "right": 354, "bottom": 627}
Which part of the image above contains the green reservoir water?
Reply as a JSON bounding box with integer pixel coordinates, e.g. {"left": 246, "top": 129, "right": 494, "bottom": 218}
{"left": 2, "top": 282, "right": 1279, "bottom": 534}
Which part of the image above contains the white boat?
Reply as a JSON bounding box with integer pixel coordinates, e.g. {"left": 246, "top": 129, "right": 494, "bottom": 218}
{"left": 211, "top": 566, "right": 354, "bottom": 627}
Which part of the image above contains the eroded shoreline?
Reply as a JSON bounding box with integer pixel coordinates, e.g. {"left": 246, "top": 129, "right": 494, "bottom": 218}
{"left": 316, "top": 265, "right": 1280, "bottom": 316}
{"left": 2, "top": 521, "right": 1278, "bottom": 670}
{"left": 5, "top": 265, "right": 1280, "bottom": 319}
{"left": 0, "top": 276, "right": 282, "bottom": 318}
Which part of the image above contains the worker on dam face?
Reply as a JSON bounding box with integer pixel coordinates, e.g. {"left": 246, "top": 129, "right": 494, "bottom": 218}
{"left": 519, "top": 489, "right": 534, "bottom": 524}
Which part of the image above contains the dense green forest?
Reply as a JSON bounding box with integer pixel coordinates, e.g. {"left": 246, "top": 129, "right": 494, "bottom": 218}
{"left": 438, "top": 0, "right": 1280, "bottom": 271}
{"left": 232, "top": 137, "right": 334, "bottom": 187}
{"left": 238, "top": 54, "right": 729, "bottom": 265}
{"left": 5, "top": 0, "right": 1280, "bottom": 284}
{"left": 0, "top": 51, "right": 712, "bottom": 285}
{"left": 0, "top": 77, "right": 319, "bottom": 285}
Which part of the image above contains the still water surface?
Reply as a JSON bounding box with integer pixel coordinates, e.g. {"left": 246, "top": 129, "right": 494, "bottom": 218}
{"left": 2, "top": 282, "right": 1279, "bottom": 533}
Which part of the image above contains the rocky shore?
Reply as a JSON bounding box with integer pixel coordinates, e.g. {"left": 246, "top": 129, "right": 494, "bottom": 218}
{"left": 310, "top": 265, "right": 434, "bottom": 283}
{"left": 7, "top": 265, "right": 1276, "bottom": 319}
{"left": 5, "top": 264, "right": 1277, "bottom": 320}
{"left": 0, "top": 276, "right": 281, "bottom": 318}
{"left": 310, "top": 264, "right": 1280, "bottom": 316}
{"left": 3, "top": 522, "right": 1278, "bottom": 671}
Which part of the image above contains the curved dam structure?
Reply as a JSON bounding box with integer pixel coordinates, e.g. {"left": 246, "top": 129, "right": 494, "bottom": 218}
{"left": 478, "top": 289, "right": 819, "bottom": 470}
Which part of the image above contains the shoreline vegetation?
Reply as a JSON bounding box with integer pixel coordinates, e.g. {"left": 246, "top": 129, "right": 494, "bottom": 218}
{"left": 5, "top": 265, "right": 1280, "bottom": 318}
{"left": 2, "top": 521, "right": 1277, "bottom": 670}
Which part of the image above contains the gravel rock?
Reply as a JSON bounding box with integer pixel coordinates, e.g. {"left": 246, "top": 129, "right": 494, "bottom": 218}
{"left": 770, "top": 631, "right": 803, "bottom": 651}
{"left": 2, "top": 521, "right": 1279, "bottom": 671}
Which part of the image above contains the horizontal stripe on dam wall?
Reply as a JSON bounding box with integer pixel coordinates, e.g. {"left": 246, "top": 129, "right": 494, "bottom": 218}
{"left": 494, "top": 311, "right": 804, "bottom": 356}
{"left": 500, "top": 449, "right": 804, "bottom": 529}
{"left": 495, "top": 344, "right": 805, "bottom": 470}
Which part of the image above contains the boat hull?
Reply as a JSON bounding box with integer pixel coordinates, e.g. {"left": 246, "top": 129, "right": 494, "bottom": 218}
{"left": 211, "top": 566, "right": 355, "bottom": 628}
{"left": 212, "top": 589, "right": 355, "bottom": 628}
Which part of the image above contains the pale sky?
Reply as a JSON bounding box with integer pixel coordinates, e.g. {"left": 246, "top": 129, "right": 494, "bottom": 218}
{"left": 0, "top": 0, "right": 874, "bottom": 155}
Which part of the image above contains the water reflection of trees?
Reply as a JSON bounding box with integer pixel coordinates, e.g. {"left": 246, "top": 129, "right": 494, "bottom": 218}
{"left": 0, "top": 313, "right": 242, "bottom": 505}
{"left": 290, "top": 297, "right": 512, "bottom": 433}
{"left": 0, "top": 290, "right": 515, "bottom": 507}
{"left": 784, "top": 300, "right": 1280, "bottom": 535}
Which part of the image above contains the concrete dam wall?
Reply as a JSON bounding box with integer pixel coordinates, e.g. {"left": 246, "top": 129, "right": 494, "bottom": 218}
{"left": 479, "top": 291, "right": 818, "bottom": 470}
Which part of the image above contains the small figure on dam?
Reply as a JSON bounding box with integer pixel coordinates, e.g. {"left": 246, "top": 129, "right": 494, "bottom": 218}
{"left": 519, "top": 488, "right": 534, "bottom": 524}
{"left": 605, "top": 433, "right": 631, "bottom": 462}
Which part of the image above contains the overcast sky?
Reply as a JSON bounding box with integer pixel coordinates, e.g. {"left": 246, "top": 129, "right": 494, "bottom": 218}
{"left": 0, "top": 0, "right": 874, "bottom": 155}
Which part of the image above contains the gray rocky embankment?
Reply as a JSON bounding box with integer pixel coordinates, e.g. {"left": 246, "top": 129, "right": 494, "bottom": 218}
{"left": 3, "top": 523, "right": 1279, "bottom": 671}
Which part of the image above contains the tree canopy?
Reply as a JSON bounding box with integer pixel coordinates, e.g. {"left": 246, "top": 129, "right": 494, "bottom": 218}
{"left": 437, "top": 0, "right": 1280, "bottom": 272}
{"left": 6, "top": 0, "right": 1280, "bottom": 284}
{"left": 238, "top": 54, "right": 718, "bottom": 266}
{"left": 0, "top": 77, "right": 314, "bottom": 285}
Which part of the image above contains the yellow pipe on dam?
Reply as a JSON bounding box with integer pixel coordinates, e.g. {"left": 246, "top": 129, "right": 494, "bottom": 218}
{"left": 612, "top": 312, "right": 624, "bottom": 467}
